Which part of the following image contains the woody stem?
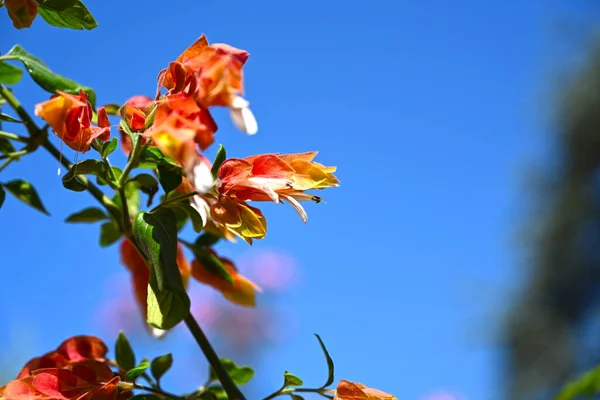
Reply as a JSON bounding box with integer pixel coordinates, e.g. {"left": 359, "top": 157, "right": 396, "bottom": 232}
{"left": 184, "top": 314, "right": 247, "bottom": 400}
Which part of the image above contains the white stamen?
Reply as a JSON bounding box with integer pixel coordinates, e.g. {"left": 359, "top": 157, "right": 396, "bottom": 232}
{"left": 280, "top": 193, "right": 308, "bottom": 223}
{"left": 187, "top": 158, "right": 214, "bottom": 194}
{"left": 230, "top": 96, "right": 258, "bottom": 135}
{"left": 190, "top": 195, "right": 209, "bottom": 228}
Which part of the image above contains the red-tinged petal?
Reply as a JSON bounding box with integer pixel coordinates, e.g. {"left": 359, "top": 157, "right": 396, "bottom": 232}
{"left": 17, "top": 351, "right": 70, "bottom": 378}
{"left": 218, "top": 158, "right": 254, "bottom": 192}
{"left": 334, "top": 380, "right": 396, "bottom": 400}
{"left": 71, "top": 361, "right": 114, "bottom": 384}
{"left": 56, "top": 336, "right": 108, "bottom": 363}
{"left": 176, "top": 34, "right": 209, "bottom": 63}
{"left": 32, "top": 371, "right": 75, "bottom": 399}
{"left": 2, "top": 376, "right": 38, "bottom": 400}
{"left": 210, "top": 43, "right": 249, "bottom": 66}
{"left": 97, "top": 108, "right": 110, "bottom": 129}
{"left": 249, "top": 154, "right": 295, "bottom": 178}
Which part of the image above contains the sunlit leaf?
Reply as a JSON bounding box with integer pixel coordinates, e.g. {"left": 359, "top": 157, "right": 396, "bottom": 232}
{"left": 65, "top": 207, "right": 107, "bottom": 223}
{"left": 5, "top": 45, "right": 96, "bottom": 105}
{"left": 126, "top": 361, "right": 150, "bottom": 381}
{"left": 101, "top": 137, "right": 118, "bottom": 158}
{"left": 115, "top": 331, "right": 136, "bottom": 372}
{"left": 211, "top": 144, "right": 226, "bottom": 179}
{"left": 555, "top": 365, "right": 600, "bottom": 400}
{"left": 4, "top": 179, "right": 49, "bottom": 215}
{"left": 133, "top": 209, "right": 190, "bottom": 330}
{"left": 0, "top": 113, "right": 22, "bottom": 123}
{"left": 284, "top": 371, "right": 303, "bottom": 387}
{"left": 37, "top": 0, "right": 98, "bottom": 30}
{"left": 0, "top": 61, "right": 23, "bottom": 85}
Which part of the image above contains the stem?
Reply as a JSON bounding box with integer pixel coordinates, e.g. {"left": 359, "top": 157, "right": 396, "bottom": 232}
{"left": 0, "top": 149, "right": 28, "bottom": 160}
{"left": 0, "top": 158, "right": 14, "bottom": 174}
{"left": 42, "top": 139, "right": 121, "bottom": 222}
{"left": 0, "top": 131, "right": 28, "bottom": 142}
{"left": 184, "top": 314, "right": 246, "bottom": 400}
{"left": 119, "top": 186, "right": 132, "bottom": 235}
{"left": 150, "top": 191, "right": 199, "bottom": 212}
{"left": 0, "top": 85, "right": 39, "bottom": 136}
{"left": 133, "top": 383, "right": 185, "bottom": 400}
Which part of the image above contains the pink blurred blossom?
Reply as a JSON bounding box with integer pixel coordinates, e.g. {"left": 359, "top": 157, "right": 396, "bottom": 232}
{"left": 240, "top": 249, "right": 297, "bottom": 292}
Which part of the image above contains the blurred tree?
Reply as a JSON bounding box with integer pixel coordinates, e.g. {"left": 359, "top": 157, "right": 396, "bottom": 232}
{"left": 503, "top": 41, "right": 600, "bottom": 400}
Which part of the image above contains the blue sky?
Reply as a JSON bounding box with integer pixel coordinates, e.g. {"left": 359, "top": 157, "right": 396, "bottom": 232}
{"left": 1, "top": 1, "right": 596, "bottom": 399}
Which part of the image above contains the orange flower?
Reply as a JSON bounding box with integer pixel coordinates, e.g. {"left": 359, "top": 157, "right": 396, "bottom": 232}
{"left": 2, "top": 361, "right": 126, "bottom": 400}
{"left": 158, "top": 35, "right": 257, "bottom": 135}
{"left": 217, "top": 152, "right": 339, "bottom": 222}
{"left": 35, "top": 90, "right": 110, "bottom": 153}
{"left": 0, "top": 336, "right": 127, "bottom": 400}
{"left": 334, "top": 380, "right": 397, "bottom": 400}
{"left": 116, "top": 95, "right": 154, "bottom": 154}
{"left": 150, "top": 93, "right": 217, "bottom": 154}
{"left": 17, "top": 336, "right": 108, "bottom": 379}
{"left": 191, "top": 249, "right": 261, "bottom": 306}
{"left": 120, "top": 239, "right": 191, "bottom": 334}
{"left": 5, "top": 0, "right": 38, "bottom": 29}
{"left": 210, "top": 195, "right": 267, "bottom": 244}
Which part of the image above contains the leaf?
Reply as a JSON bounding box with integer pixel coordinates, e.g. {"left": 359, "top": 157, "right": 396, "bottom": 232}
{"left": 130, "top": 173, "right": 159, "bottom": 191}
{"left": 65, "top": 207, "right": 106, "bottom": 223}
{"left": 62, "top": 160, "right": 110, "bottom": 192}
{"left": 4, "top": 179, "right": 49, "bottom": 215}
{"left": 315, "top": 334, "right": 335, "bottom": 388}
{"left": 290, "top": 396, "right": 305, "bottom": 400}
{"left": 555, "top": 366, "right": 600, "bottom": 400}
{"left": 99, "top": 220, "right": 121, "bottom": 247}
{"left": 0, "top": 138, "right": 16, "bottom": 154}
{"left": 0, "top": 113, "right": 22, "bottom": 123}
{"left": 101, "top": 137, "right": 118, "bottom": 158}
{"left": 211, "top": 144, "right": 226, "bottom": 179}
{"left": 0, "top": 185, "right": 5, "bottom": 209}
{"left": 205, "top": 386, "right": 227, "bottom": 400}
{"left": 193, "top": 248, "right": 233, "bottom": 285}
{"left": 139, "top": 146, "right": 180, "bottom": 170}
{"left": 37, "top": 0, "right": 98, "bottom": 30}
{"left": 126, "top": 361, "right": 150, "bottom": 381}
{"left": 102, "top": 103, "right": 121, "bottom": 115}
{"left": 283, "top": 371, "right": 303, "bottom": 387}
{"left": 209, "top": 359, "right": 254, "bottom": 386}
{"left": 115, "top": 331, "right": 136, "bottom": 372}
{"left": 5, "top": 45, "right": 96, "bottom": 106}
{"left": 168, "top": 203, "right": 203, "bottom": 233}
{"left": 113, "top": 181, "right": 140, "bottom": 217}
{"left": 195, "top": 232, "right": 220, "bottom": 248}
{"left": 119, "top": 120, "right": 138, "bottom": 150}
{"left": 133, "top": 209, "right": 190, "bottom": 330}
{"left": 157, "top": 166, "right": 182, "bottom": 194}
{"left": 150, "top": 353, "right": 173, "bottom": 382}
{"left": 0, "top": 61, "right": 23, "bottom": 85}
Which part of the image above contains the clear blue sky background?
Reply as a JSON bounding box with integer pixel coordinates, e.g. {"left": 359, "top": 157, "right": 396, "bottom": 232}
{"left": 1, "top": 1, "right": 598, "bottom": 399}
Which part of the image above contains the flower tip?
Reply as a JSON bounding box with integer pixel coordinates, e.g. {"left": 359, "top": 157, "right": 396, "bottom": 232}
{"left": 230, "top": 97, "right": 258, "bottom": 135}
{"left": 150, "top": 327, "right": 168, "bottom": 339}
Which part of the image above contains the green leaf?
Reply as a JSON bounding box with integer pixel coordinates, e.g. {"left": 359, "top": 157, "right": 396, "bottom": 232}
{"left": 126, "top": 361, "right": 150, "bottom": 381}
{"left": 5, "top": 45, "right": 96, "bottom": 106}
{"left": 157, "top": 167, "right": 182, "bottom": 194}
{"left": 195, "top": 232, "right": 220, "bottom": 248}
{"left": 119, "top": 120, "right": 138, "bottom": 150}
{"left": 0, "top": 185, "right": 5, "bottom": 209}
{"left": 283, "top": 371, "right": 303, "bottom": 387}
{"left": 101, "top": 137, "right": 118, "bottom": 158}
{"left": 0, "top": 61, "right": 23, "bottom": 85}
{"left": 0, "top": 138, "right": 16, "bottom": 154}
{"left": 133, "top": 209, "right": 190, "bottom": 330}
{"left": 129, "top": 396, "right": 161, "bottom": 400}
{"left": 65, "top": 207, "right": 106, "bottom": 223}
{"left": 115, "top": 331, "right": 136, "bottom": 372}
{"left": 167, "top": 203, "right": 203, "bottom": 233}
{"left": 315, "top": 334, "right": 335, "bottom": 388}
{"left": 62, "top": 160, "right": 111, "bottom": 191}
{"left": 193, "top": 248, "right": 233, "bottom": 285}
{"left": 139, "top": 146, "right": 180, "bottom": 170}
{"left": 0, "top": 113, "right": 22, "bottom": 123}
{"left": 38, "top": 0, "right": 98, "bottom": 30}
{"left": 130, "top": 173, "right": 159, "bottom": 191}
{"left": 102, "top": 103, "right": 121, "bottom": 115}
{"left": 555, "top": 366, "right": 600, "bottom": 400}
{"left": 290, "top": 395, "right": 305, "bottom": 400}
{"left": 210, "top": 359, "right": 254, "bottom": 386}
{"left": 211, "top": 144, "right": 226, "bottom": 179}
{"left": 150, "top": 353, "right": 173, "bottom": 382}
{"left": 114, "top": 181, "right": 140, "bottom": 217}
{"left": 4, "top": 179, "right": 49, "bottom": 215}
{"left": 99, "top": 220, "right": 121, "bottom": 247}
{"left": 205, "top": 386, "right": 227, "bottom": 400}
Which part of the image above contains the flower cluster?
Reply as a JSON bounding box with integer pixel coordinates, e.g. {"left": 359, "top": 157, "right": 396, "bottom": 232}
{"left": 0, "top": 336, "right": 129, "bottom": 400}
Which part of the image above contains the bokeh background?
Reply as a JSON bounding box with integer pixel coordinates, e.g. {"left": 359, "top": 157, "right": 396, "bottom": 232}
{"left": 3, "top": 1, "right": 600, "bottom": 399}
